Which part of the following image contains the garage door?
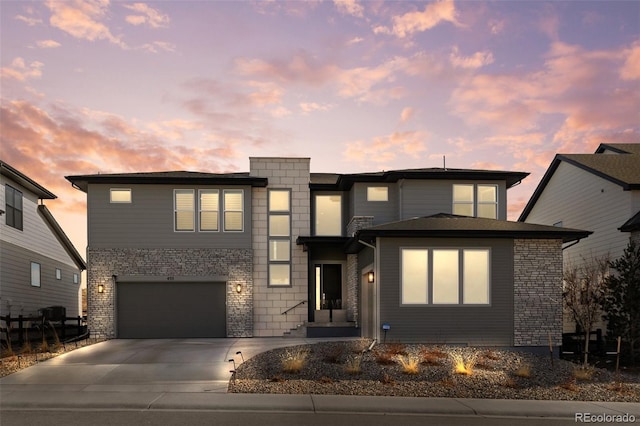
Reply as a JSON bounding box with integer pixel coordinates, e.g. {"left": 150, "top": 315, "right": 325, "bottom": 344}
{"left": 117, "top": 281, "right": 226, "bottom": 338}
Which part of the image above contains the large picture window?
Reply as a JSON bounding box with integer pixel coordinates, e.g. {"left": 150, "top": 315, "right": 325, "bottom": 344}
{"left": 401, "top": 248, "right": 490, "bottom": 306}
{"left": 315, "top": 194, "right": 342, "bottom": 236}
{"left": 5, "top": 185, "right": 23, "bottom": 230}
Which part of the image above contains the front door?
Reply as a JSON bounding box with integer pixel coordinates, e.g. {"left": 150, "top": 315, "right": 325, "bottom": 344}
{"left": 315, "top": 264, "right": 342, "bottom": 310}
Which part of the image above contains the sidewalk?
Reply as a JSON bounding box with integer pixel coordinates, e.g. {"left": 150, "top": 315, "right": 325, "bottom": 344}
{"left": 2, "top": 389, "right": 640, "bottom": 419}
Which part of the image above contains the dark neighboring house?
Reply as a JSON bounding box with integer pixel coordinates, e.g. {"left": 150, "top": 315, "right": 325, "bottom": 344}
{"left": 67, "top": 158, "right": 589, "bottom": 353}
{"left": 1, "top": 160, "right": 86, "bottom": 321}
{"left": 519, "top": 142, "right": 640, "bottom": 332}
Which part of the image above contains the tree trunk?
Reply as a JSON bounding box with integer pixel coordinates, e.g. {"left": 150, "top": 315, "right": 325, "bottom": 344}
{"left": 583, "top": 329, "right": 590, "bottom": 368}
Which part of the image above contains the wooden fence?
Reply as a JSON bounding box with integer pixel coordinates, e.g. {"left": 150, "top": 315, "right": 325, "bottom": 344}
{"left": 1, "top": 315, "right": 87, "bottom": 347}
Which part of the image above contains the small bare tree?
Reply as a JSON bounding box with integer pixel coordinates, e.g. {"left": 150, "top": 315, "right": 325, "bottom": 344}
{"left": 563, "top": 254, "right": 610, "bottom": 367}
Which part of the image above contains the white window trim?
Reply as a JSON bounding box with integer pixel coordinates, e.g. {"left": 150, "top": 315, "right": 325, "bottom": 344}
{"left": 399, "top": 247, "right": 491, "bottom": 307}
{"left": 109, "top": 188, "right": 132, "bottom": 203}
{"left": 198, "top": 189, "right": 220, "bottom": 232}
{"left": 174, "top": 189, "right": 195, "bottom": 232}
{"left": 223, "top": 189, "right": 244, "bottom": 232}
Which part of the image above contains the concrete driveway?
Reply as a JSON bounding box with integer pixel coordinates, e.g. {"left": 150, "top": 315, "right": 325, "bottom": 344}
{"left": 0, "top": 337, "right": 348, "bottom": 393}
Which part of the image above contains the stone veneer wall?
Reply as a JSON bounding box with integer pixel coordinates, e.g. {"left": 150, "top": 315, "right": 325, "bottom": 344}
{"left": 250, "top": 158, "right": 310, "bottom": 336}
{"left": 87, "top": 247, "right": 253, "bottom": 338}
{"left": 345, "top": 217, "right": 374, "bottom": 324}
{"left": 513, "top": 238, "right": 563, "bottom": 347}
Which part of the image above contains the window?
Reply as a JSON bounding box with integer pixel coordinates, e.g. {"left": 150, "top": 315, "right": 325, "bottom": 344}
{"left": 56, "top": 268, "right": 61, "bottom": 280}
{"left": 315, "top": 194, "right": 342, "bottom": 236}
{"left": 174, "top": 189, "right": 195, "bottom": 231}
{"left": 73, "top": 273, "right": 79, "bottom": 284}
{"left": 5, "top": 185, "right": 23, "bottom": 230}
{"left": 452, "top": 184, "right": 497, "bottom": 219}
{"left": 31, "top": 262, "right": 41, "bottom": 287}
{"left": 199, "top": 190, "right": 219, "bottom": 231}
{"left": 268, "top": 189, "right": 291, "bottom": 286}
{"left": 223, "top": 190, "right": 243, "bottom": 231}
{"left": 400, "top": 248, "right": 490, "bottom": 305}
{"left": 367, "top": 186, "right": 388, "bottom": 202}
{"left": 110, "top": 188, "right": 131, "bottom": 203}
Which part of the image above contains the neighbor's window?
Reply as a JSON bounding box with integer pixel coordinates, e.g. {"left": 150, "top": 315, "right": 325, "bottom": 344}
{"left": 315, "top": 194, "right": 342, "bottom": 236}
{"left": 400, "top": 248, "right": 490, "bottom": 305}
{"left": 73, "top": 273, "right": 79, "bottom": 284}
{"left": 452, "top": 184, "right": 497, "bottom": 219}
{"left": 56, "top": 268, "right": 61, "bottom": 280}
{"left": 223, "top": 190, "right": 244, "bottom": 231}
{"left": 367, "top": 186, "right": 388, "bottom": 202}
{"left": 110, "top": 188, "right": 131, "bottom": 203}
{"left": 5, "top": 184, "right": 23, "bottom": 230}
{"left": 31, "top": 262, "right": 41, "bottom": 287}
{"left": 174, "top": 189, "right": 195, "bottom": 231}
{"left": 199, "top": 190, "right": 219, "bottom": 231}
{"left": 268, "top": 189, "right": 291, "bottom": 286}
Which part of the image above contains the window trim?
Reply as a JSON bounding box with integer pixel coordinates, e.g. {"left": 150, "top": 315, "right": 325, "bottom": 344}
{"left": 477, "top": 184, "right": 498, "bottom": 219}
{"left": 223, "top": 189, "right": 244, "bottom": 232}
{"left": 399, "top": 247, "right": 491, "bottom": 307}
{"left": 109, "top": 188, "right": 132, "bottom": 203}
{"left": 174, "top": 189, "right": 195, "bottom": 232}
{"left": 452, "top": 184, "right": 498, "bottom": 219}
{"left": 198, "top": 189, "right": 220, "bottom": 232}
{"left": 31, "top": 262, "right": 41, "bottom": 287}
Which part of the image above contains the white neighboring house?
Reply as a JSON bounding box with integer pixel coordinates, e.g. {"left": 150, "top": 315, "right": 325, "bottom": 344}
{"left": 519, "top": 143, "right": 640, "bottom": 332}
{"left": 0, "top": 161, "right": 86, "bottom": 319}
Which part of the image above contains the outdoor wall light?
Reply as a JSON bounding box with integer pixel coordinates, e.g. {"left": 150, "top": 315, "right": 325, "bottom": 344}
{"left": 236, "top": 283, "right": 243, "bottom": 294}
{"left": 367, "top": 271, "right": 375, "bottom": 283}
{"left": 97, "top": 284, "right": 105, "bottom": 293}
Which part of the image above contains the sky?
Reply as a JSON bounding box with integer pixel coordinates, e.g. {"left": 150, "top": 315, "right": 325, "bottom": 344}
{"left": 1, "top": 0, "right": 639, "bottom": 269}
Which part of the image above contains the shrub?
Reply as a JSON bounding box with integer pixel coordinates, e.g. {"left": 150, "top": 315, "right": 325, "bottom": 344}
{"left": 396, "top": 355, "right": 420, "bottom": 375}
{"left": 558, "top": 379, "right": 579, "bottom": 392}
{"left": 451, "top": 352, "right": 477, "bottom": 376}
{"left": 374, "top": 349, "right": 396, "bottom": 365}
{"left": 322, "top": 345, "right": 344, "bottom": 364}
{"left": 514, "top": 364, "right": 532, "bottom": 378}
{"left": 572, "top": 366, "right": 594, "bottom": 381}
{"left": 483, "top": 349, "right": 500, "bottom": 360}
{"left": 280, "top": 348, "right": 308, "bottom": 373}
{"left": 381, "top": 373, "right": 395, "bottom": 385}
{"left": 351, "top": 337, "right": 371, "bottom": 353}
{"left": 420, "top": 348, "right": 447, "bottom": 365}
{"left": 344, "top": 355, "right": 362, "bottom": 375}
{"left": 386, "top": 342, "right": 407, "bottom": 355}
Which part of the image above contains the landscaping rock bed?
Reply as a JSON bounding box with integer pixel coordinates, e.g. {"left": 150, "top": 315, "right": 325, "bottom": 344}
{"left": 228, "top": 341, "right": 640, "bottom": 402}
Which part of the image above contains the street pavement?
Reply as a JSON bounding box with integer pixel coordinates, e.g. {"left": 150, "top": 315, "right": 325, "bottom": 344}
{"left": 1, "top": 338, "right": 639, "bottom": 421}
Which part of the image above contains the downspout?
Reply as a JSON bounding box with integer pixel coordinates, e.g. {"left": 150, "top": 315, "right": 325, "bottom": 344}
{"left": 562, "top": 239, "right": 582, "bottom": 251}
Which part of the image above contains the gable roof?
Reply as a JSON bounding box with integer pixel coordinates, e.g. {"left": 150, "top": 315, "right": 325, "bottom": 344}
{"left": 350, "top": 213, "right": 590, "bottom": 249}
{"left": 519, "top": 143, "right": 640, "bottom": 221}
{"left": 37, "top": 205, "right": 87, "bottom": 271}
{"left": 310, "top": 168, "right": 529, "bottom": 190}
{"left": 0, "top": 160, "right": 56, "bottom": 199}
{"left": 620, "top": 210, "right": 640, "bottom": 232}
{"left": 66, "top": 171, "right": 268, "bottom": 192}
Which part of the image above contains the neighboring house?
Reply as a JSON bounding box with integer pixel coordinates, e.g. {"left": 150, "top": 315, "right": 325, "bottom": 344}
{"left": 1, "top": 161, "right": 86, "bottom": 320}
{"left": 519, "top": 143, "right": 640, "bottom": 332}
{"left": 67, "top": 158, "right": 589, "bottom": 353}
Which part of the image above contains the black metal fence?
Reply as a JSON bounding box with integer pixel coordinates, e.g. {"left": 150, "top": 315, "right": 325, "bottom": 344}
{"left": 1, "top": 314, "right": 87, "bottom": 348}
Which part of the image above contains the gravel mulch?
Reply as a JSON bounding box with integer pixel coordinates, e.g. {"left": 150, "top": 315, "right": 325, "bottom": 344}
{"left": 228, "top": 340, "right": 640, "bottom": 402}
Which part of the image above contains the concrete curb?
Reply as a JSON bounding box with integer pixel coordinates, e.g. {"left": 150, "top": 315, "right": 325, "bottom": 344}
{"left": 2, "top": 391, "right": 640, "bottom": 418}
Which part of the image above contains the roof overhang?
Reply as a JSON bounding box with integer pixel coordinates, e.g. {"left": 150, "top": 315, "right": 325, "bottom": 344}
{"left": 1, "top": 161, "right": 56, "bottom": 199}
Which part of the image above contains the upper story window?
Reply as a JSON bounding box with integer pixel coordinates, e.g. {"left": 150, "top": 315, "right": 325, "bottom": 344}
{"left": 110, "top": 188, "right": 131, "bottom": 203}
{"left": 174, "top": 189, "right": 195, "bottom": 231}
{"left": 315, "top": 194, "right": 342, "bottom": 236}
{"left": 223, "top": 190, "right": 244, "bottom": 232}
{"left": 56, "top": 268, "right": 61, "bottom": 280}
{"left": 268, "top": 189, "right": 291, "bottom": 287}
{"left": 5, "top": 184, "right": 23, "bottom": 230}
{"left": 401, "top": 248, "right": 490, "bottom": 306}
{"left": 367, "top": 186, "right": 388, "bottom": 202}
{"left": 199, "top": 190, "right": 219, "bottom": 231}
{"left": 452, "top": 184, "right": 497, "bottom": 219}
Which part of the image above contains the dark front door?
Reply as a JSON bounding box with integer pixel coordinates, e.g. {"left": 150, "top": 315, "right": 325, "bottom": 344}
{"left": 315, "top": 264, "right": 342, "bottom": 309}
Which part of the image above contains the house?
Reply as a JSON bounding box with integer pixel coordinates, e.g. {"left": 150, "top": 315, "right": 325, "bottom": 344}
{"left": 66, "top": 157, "right": 589, "bottom": 352}
{"left": 519, "top": 143, "right": 640, "bottom": 332}
{"left": 1, "top": 161, "right": 86, "bottom": 320}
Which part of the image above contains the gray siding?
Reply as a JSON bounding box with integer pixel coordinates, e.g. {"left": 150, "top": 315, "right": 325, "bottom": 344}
{"left": 87, "top": 184, "right": 252, "bottom": 249}
{"left": 1, "top": 241, "right": 80, "bottom": 317}
{"left": 377, "top": 237, "right": 514, "bottom": 345}
{"left": 351, "top": 183, "right": 398, "bottom": 225}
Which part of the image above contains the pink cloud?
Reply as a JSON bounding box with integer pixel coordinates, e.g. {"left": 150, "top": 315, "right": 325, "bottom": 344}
{"left": 400, "top": 107, "right": 414, "bottom": 123}
{"left": 343, "top": 130, "right": 428, "bottom": 164}
{"left": 36, "top": 39, "right": 61, "bottom": 49}
{"left": 123, "top": 3, "right": 169, "bottom": 28}
{"left": 620, "top": 42, "right": 640, "bottom": 80}
{"left": 374, "top": 0, "right": 462, "bottom": 38}
{"left": 334, "top": 0, "right": 364, "bottom": 18}
{"left": 1, "top": 57, "right": 44, "bottom": 81}
{"left": 449, "top": 46, "right": 494, "bottom": 69}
